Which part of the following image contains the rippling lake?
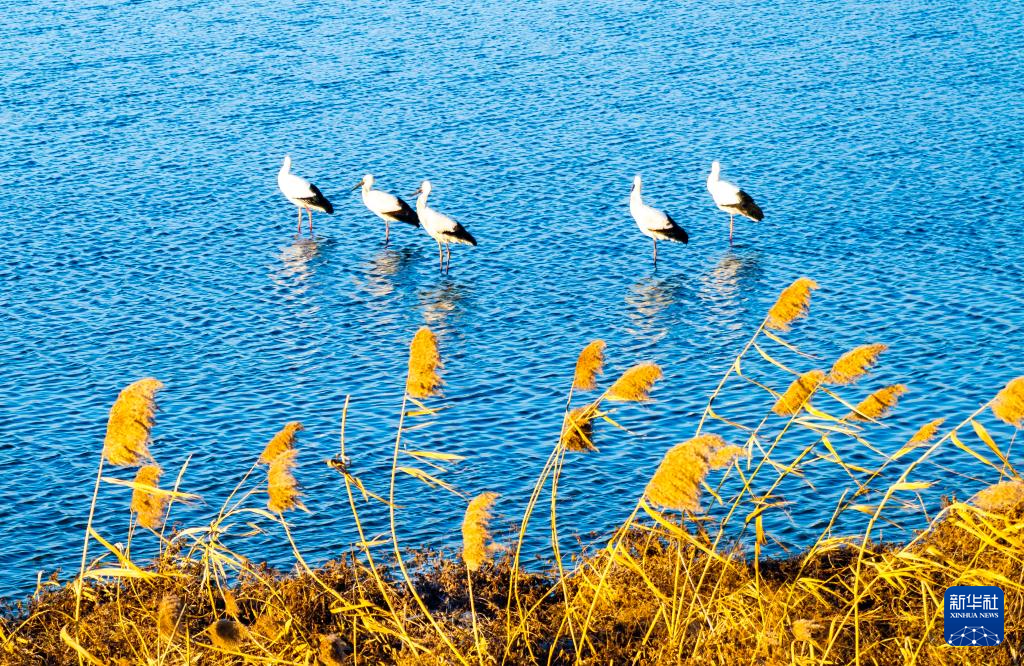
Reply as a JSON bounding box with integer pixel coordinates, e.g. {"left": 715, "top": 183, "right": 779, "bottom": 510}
{"left": 1, "top": 1, "right": 1022, "bottom": 599}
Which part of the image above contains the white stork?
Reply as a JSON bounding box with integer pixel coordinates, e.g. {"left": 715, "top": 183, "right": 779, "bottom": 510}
{"left": 351, "top": 174, "right": 420, "bottom": 246}
{"left": 707, "top": 161, "right": 763, "bottom": 245}
{"left": 278, "top": 155, "right": 333, "bottom": 237}
{"left": 412, "top": 180, "right": 476, "bottom": 274}
{"left": 630, "top": 175, "right": 689, "bottom": 266}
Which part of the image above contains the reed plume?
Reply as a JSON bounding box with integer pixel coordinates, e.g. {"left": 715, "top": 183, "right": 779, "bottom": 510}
{"left": 645, "top": 435, "right": 729, "bottom": 512}
{"left": 606, "top": 363, "right": 663, "bottom": 402}
{"left": 973, "top": 480, "right": 1024, "bottom": 514}
{"left": 772, "top": 370, "right": 825, "bottom": 416}
{"left": 908, "top": 418, "right": 945, "bottom": 445}
{"left": 991, "top": 376, "right": 1024, "bottom": 427}
{"left": 560, "top": 404, "right": 598, "bottom": 452}
{"left": 221, "top": 590, "right": 239, "bottom": 618}
{"left": 406, "top": 327, "right": 443, "bottom": 398}
{"left": 573, "top": 340, "right": 606, "bottom": 390}
{"left": 130, "top": 464, "right": 167, "bottom": 530}
{"left": 258, "top": 421, "right": 303, "bottom": 464}
{"left": 707, "top": 445, "right": 745, "bottom": 470}
{"left": 267, "top": 449, "right": 303, "bottom": 513}
{"left": 462, "top": 492, "right": 499, "bottom": 572}
{"left": 319, "top": 634, "right": 351, "bottom": 666}
{"left": 157, "top": 594, "right": 183, "bottom": 639}
{"left": 765, "top": 277, "right": 818, "bottom": 332}
{"left": 848, "top": 384, "right": 907, "bottom": 421}
{"left": 792, "top": 619, "right": 820, "bottom": 642}
{"left": 827, "top": 343, "right": 887, "bottom": 384}
{"left": 103, "top": 378, "right": 164, "bottom": 466}
{"left": 208, "top": 618, "right": 244, "bottom": 650}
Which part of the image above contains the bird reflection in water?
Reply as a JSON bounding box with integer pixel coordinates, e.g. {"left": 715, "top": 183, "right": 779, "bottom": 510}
{"left": 352, "top": 247, "right": 414, "bottom": 300}
{"left": 625, "top": 273, "right": 689, "bottom": 343}
{"left": 418, "top": 280, "right": 467, "bottom": 327}
{"left": 272, "top": 238, "right": 323, "bottom": 295}
{"left": 699, "top": 250, "right": 761, "bottom": 323}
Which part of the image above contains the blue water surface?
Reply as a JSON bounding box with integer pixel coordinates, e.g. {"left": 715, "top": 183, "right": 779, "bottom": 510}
{"left": 1, "top": 0, "right": 1023, "bottom": 599}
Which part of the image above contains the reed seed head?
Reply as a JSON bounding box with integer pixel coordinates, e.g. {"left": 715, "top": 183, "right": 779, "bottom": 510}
{"left": 208, "top": 618, "right": 244, "bottom": 651}
{"left": 103, "top": 378, "right": 164, "bottom": 466}
{"left": 560, "top": 404, "right": 598, "bottom": 452}
{"left": 772, "top": 370, "right": 825, "bottom": 416}
{"left": 462, "top": 492, "right": 499, "bottom": 572}
{"left": 130, "top": 464, "right": 167, "bottom": 530}
{"left": 319, "top": 633, "right": 352, "bottom": 666}
{"left": 792, "top": 619, "right": 820, "bottom": 642}
{"left": 606, "top": 363, "right": 663, "bottom": 402}
{"left": 908, "top": 418, "right": 945, "bottom": 445}
{"left": 973, "top": 480, "right": 1024, "bottom": 514}
{"left": 259, "top": 421, "right": 303, "bottom": 464}
{"left": 221, "top": 590, "right": 239, "bottom": 618}
{"left": 707, "top": 445, "right": 745, "bottom": 470}
{"left": 406, "top": 327, "right": 443, "bottom": 398}
{"left": 765, "top": 277, "right": 818, "bottom": 332}
{"left": 645, "top": 435, "right": 730, "bottom": 512}
{"left": 267, "top": 449, "right": 303, "bottom": 513}
{"left": 573, "top": 340, "right": 606, "bottom": 391}
{"left": 848, "top": 384, "right": 907, "bottom": 421}
{"left": 157, "top": 594, "right": 183, "bottom": 639}
{"left": 991, "top": 376, "right": 1024, "bottom": 427}
{"left": 828, "top": 343, "right": 887, "bottom": 385}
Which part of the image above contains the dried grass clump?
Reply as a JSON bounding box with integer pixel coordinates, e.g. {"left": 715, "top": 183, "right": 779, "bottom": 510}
{"left": 560, "top": 405, "right": 598, "bottom": 452}
{"left": 406, "top": 327, "right": 443, "bottom": 398}
{"left": 157, "top": 594, "right": 183, "bottom": 638}
{"left": 772, "top": 370, "right": 825, "bottom": 416}
{"left": 707, "top": 445, "right": 745, "bottom": 469}
{"left": 828, "top": 343, "right": 887, "bottom": 384}
{"left": 606, "top": 363, "right": 663, "bottom": 402}
{"left": 259, "top": 421, "right": 303, "bottom": 464}
{"left": 849, "top": 384, "right": 907, "bottom": 421}
{"left": 991, "top": 376, "right": 1024, "bottom": 427}
{"left": 267, "top": 449, "right": 303, "bottom": 513}
{"left": 792, "top": 618, "right": 820, "bottom": 642}
{"left": 645, "top": 435, "right": 731, "bottom": 512}
{"left": 462, "top": 492, "right": 499, "bottom": 572}
{"left": 973, "top": 480, "right": 1024, "bottom": 514}
{"left": 573, "top": 340, "right": 606, "bottom": 390}
{"left": 130, "top": 464, "right": 167, "bottom": 530}
{"left": 765, "top": 277, "right": 818, "bottom": 332}
{"left": 208, "top": 618, "right": 244, "bottom": 650}
{"left": 318, "top": 633, "right": 351, "bottom": 666}
{"left": 908, "top": 418, "right": 945, "bottom": 445}
{"left": 103, "top": 378, "right": 164, "bottom": 466}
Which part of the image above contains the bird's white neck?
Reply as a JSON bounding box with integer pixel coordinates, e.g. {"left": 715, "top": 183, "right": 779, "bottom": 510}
{"left": 416, "top": 190, "right": 430, "bottom": 210}
{"left": 708, "top": 162, "right": 720, "bottom": 185}
{"left": 280, "top": 159, "right": 291, "bottom": 176}
{"left": 630, "top": 182, "right": 644, "bottom": 209}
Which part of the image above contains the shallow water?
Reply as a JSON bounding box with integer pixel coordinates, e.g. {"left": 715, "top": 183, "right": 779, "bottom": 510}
{"left": 1, "top": 1, "right": 1023, "bottom": 599}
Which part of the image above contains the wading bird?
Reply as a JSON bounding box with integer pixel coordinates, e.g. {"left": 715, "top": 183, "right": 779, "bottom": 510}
{"left": 412, "top": 180, "right": 476, "bottom": 274}
{"left": 351, "top": 174, "right": 420, "bottom": 246}
{"left": 278, "top": 155, "right": 333, "bottom": 237}
{"left": 630, "top": 175, "right": 689, "bottom": 267}
{"left": 707, "top": 161, "right": 763, "bottom": 245}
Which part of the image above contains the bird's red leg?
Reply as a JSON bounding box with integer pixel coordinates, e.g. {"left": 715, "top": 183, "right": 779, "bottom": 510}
{"left": 296, "top": 207, "right": 302, "bottom": 236}
{"left": 653, "top": 238, "right": 657, "bottom": 267}
{"left": 307, "top": 208, "right": 314, "bottom": 236}
{"left": 445, "top": 245, "right": 451, "bottom": 274}
{"left": 385, "top": 220, "right": 390, "bottom": 247}
{"left": 437, "top": 241, "right": 443, "bottom": 273}
{"left": 729, "top": 215, "right": 734, "bottom": 246}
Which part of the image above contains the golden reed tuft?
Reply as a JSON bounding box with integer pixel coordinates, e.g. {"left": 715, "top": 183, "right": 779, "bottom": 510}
{"left": 792, "top": 619, "right": 820, "bottom": 642}
{"left": 991, "top": 376, "right": 1024, "bottom": 427}
{"left": 827, "top": 343, "right": 887, "bottom": 385}
{"left": 772, "top": 370, "right": 825, "bottom": 416}
{"left": 130, "top": 464, "right": 167, "bottom": 530}
{"left": 573, "top": 340, "right": 606, "bottom": 390}
{"left": 606, "top": 363, "right": 663, "bottom": 402}
{"left": 103, "top": 378, "right": 164, "bottom": 466}
{"left": 267, "top": 449, "right": 303, "bottom": 513}
{"left": 319, "top": 633, "right": 351, "bottom": 666}
{"left": 208, "top": 618, "right": 244, "bottom": 650}
{"left": 157, "top": 594, "right": 183, "bottom": 639}
{"left": 560, "top": 404, "right": 598, "bottom": 452}
{"left": 645, "top": 435, "right": 731, "bottom": 512}
{"left": 406, "top": 327, "right": 443, "bottom": 398}
{"left": 259, "top": 421, "right": 303, "bottom": 464}
{"left": 908, "top": 418, "right": 945, "bottom": 445}
{"left": 461, "top": 492, "right": 499, "bottom": 572}
{"left": 765, "top": 277, "right": 818, "bottom": 332}
{"left": 707, "top": 445, "right": 745, "bottom": 470}
{"left": 848, "top": 384, "right": 907, "bottom": 421}
{"left": 973, "top": 480, "right": 1024, "bottom": 514}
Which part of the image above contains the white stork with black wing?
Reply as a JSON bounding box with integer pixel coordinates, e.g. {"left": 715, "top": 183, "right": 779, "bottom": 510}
{"left": 707, "top": 161, "right": 763, "bottom": 245}
{"left": 630, "top": 174, "right": 689, "bottom": 266}
{"left": 278, "top": 155, "right": 333, "bottom": 237}
{"left": 352, "top": 174, "right": 420, "bottom": 246}
{"left": 412, "top": 180, "right": 476, "bottom": 274}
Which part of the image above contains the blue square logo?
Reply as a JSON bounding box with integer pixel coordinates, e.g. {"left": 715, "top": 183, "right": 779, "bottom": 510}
{"left": 944, "top": 586, "right": 1003, "bottom": 646}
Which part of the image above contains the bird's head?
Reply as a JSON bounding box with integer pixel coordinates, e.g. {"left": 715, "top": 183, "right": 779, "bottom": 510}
{"left": 351, "top": 174, "right": 373, "bottom": 191}
{"left": 280, "top": 155, "right": 292, "bottom": 173}
{"left": 632, "top": 174, "right": 642, "bottom": 192}
{"left": 412, "top": 180, "right": 432, "bottom": 197}
{"left": 710, "top": 160, "right": 721, "bottom": 176}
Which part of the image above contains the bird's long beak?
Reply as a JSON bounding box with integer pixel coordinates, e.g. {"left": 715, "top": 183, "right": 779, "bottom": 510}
{"left": 411, "top": 187, "right": 422, "bottom": 197}
{"left": 350, "top": 181, "right": 363, "bottom": 191}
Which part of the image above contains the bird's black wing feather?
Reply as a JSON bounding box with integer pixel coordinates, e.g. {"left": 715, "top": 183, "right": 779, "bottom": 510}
{"left": 662, "top": 213, "right": 689, "bottom": 243}
{"left": 299, "top": 183, "right": 334, "bottom": 214}
{"left": 385, "top": 198, "right": 420, "bottom": 226}
{"left": 735, "top": 191, "right": 763, "bottom": 221}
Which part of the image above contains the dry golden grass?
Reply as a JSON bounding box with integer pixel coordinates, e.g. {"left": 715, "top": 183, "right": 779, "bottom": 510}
{"left": 791, "top": 618, "right": 819, "bottom": 642}
{"left": 848, "top": 384, "right": 907, "bottom": 421}
{"left": 991, "top": 376, "right": 1024, "bottom": 427}
{"left": 765, "top": 277, "right": 818, "bottom": 332}
{"left": 208, "top": 618, "right": 244, "bottom": 650}
{"left": 102, "top": 378, "right": 163, "bottom": 466}
{"left": 267, "top": 449, "right": 302, "bottom": 513}
{"left": 462, "top": 492, "right": 499, "bottom": 572}
{"left": 130, "top": 464, "right": 167, "bottom": 530}
{"left": 319, "top": 633, "right": 351, "bottom": 665}
{"left": 156, "top": 594, "right": 182, "bottom": 638}
{"left": 573, "top": 340, "right": 606, "bottom": 390}
{"left": 406, "top": 327, "right": 443, "bottom": 398}
{"left": 772, "top": 370, "right": 824, "bottom": 416}
{"left": 560, "top": 404, "right": 598, "bottom": 452}
{"left": 973, "top": 479, "right": 1024, "bottom": 514}
{"left": 827, "top": 343, "right": 887, "bottom": 384}
{"left": 258, "top": 421, "right": 303, "bottom": 464}
{"left": 645, "top": 435, "right": 729, "bottom": 511}
{"left": 908, "top": 418, "right": 945, "bottom": 444}
{"left": 606, "top": 363, "right": 662, "bottom": 402}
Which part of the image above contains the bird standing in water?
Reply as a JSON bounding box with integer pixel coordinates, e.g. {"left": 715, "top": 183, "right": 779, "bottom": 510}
{"left": 351, "top": 174, "right": 420, "bottom": 246}
{"left": 412, "top": 180, "right": 476, "bottom": 274}
{"left": 706, "top": 161, "right": 763, "bottom": 245}
{"left": 278, "top": 155, "right": 333, "bottom": 237}
{"left": 629, "top": 174, "right": 689, "bottom": 267}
